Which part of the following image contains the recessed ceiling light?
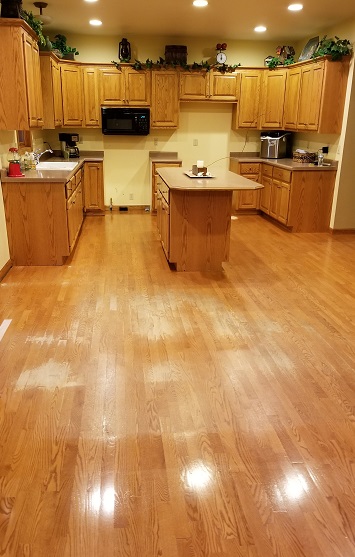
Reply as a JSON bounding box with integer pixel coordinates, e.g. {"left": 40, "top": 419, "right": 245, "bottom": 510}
{"left": 89, "top": 19, "right": 102, "bottom": 25}
{"left": 288, "top": 3, "right": 303, "bottom": 10}
{"left": 193, "top": 0, "right": 208, "bottom": 7}
{"left": 254, "top": 25, "right": 267, "bottom": 32}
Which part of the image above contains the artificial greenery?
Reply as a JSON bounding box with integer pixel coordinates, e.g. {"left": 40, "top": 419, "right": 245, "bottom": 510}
{"left": 21, "top": 10, "right": 46, "bottom": 46}
{"left": 112, "top": 58, "right": 241, "bottom": 73}
{"left": 51, "top": 34, "right": 79, "bottom": 57}
{"left": 312, "top": 35, "right": 352, "bottom": 61}
{"left": 266, "top": 56, "right": 295, "bottom": 68}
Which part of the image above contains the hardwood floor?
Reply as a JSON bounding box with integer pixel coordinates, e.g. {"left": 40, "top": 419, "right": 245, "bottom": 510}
{"left": 1, "top": 212, "right": 355, "bottom": 556}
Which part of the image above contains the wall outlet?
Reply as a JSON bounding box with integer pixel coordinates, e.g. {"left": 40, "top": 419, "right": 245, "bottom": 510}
{"left": 193, "top": 139, "right": 198, "bottom": 146}
{"left": 129, "top": 193, "right": 133, "bottom": 200}
{"left": 154, "top": 137, "right": 158, "bottom": 146}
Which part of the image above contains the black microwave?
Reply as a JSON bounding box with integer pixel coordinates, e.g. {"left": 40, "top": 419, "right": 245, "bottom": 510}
{"left": 101, "top": 107, "right": 150, "bottom": 135}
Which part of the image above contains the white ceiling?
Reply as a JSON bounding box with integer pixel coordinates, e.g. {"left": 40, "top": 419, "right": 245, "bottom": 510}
{"left": 23, "top": 0, "right": 355, "bottom": 42}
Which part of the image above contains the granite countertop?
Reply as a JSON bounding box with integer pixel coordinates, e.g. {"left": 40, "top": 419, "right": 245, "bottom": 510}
{"left": 229, "top": 152, "right": 337, "bottom": 172}
{"left": 157, "top": 167, "right": 263, "bottom": 191}
{"left": 1, "top": 152, "right": 104, "bottom": 183}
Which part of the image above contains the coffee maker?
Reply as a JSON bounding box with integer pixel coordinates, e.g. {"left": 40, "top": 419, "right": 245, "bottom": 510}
{"left": 59, "top": 133, "right": 80, "bottom": 158}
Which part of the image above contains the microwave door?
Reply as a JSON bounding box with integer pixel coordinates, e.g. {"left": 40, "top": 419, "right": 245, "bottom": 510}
{"left": 107, "top": 116, "right": 132, "bottom": 132}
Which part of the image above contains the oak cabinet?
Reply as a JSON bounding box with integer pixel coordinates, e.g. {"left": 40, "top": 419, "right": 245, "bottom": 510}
{"left": 180, "top": 71, "right": 240, "bottom": 101}
{"left": 151, "top": 70, "right": 179, "bottom": 128}
{"left": 0, "top": 19, "right": 44, "bottom": 130}
{"left": 151, "top": 160, "right": 182, "bottom": 212}
{"left": 156, "top": 175, "right": 170, "bottom": 258}
{"left": 60, "top": 63, "right": 83, "bottom": 126}
{"left": 229, "top": 159, "right": 260, "bottom": 213}
{"left": 260, "top": 69, "right": 287, "bottom": 129}
{"left": 99, "top": 66, "right": 150, "bottom": 105}
{"left": 232, "top": 70, "right": 262, "bottom": 129}
{"left": 40, "top": 52, "right": 63, "bottom": 128}
{"left": 283, "top": 57, "right": 350, "bottom": 133}
{"left": 82, "top": 66, "right": 100, "bottom": 127}
{"left": 66, "top": 167, "right": 84, "bottom": 251}
{"left": 260, "top": 164, "right": 273, "bottom": 213}
{"left": 83, "top": 161, "right": 105, "bottom": 213}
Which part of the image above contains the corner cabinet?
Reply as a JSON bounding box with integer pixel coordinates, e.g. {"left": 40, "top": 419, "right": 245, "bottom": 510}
{"left": 0, "top": 19, "right": 43, "bottom": 130}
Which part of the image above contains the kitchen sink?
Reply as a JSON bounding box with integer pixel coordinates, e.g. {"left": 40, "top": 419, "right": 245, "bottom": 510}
{"left": 36, "top": 161, "right": 78, "bottom": 170}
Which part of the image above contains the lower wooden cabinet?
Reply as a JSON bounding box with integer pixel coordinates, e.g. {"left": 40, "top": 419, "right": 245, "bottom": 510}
{"left": 83, "top": 161, "right": 105, "bottom": 213}
{"left": 151, "top": 160, "right": 182, "bottom": 212}
{"left": 229, "top": 159, "right": 261, "bottom": 213}
{"left": 67, "top": 171, "right": 84, "bottom": 250}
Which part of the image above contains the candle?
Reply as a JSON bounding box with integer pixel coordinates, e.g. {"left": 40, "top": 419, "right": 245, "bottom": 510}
{"left": 197, "top": 160, "right": 204, "bottom": 168}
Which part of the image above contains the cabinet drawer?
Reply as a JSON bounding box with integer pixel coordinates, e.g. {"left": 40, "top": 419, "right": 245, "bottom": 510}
{"left": 65, "top": 175, "right": 76, "bottom": 198}
{"left": 241, "top": 173, "right": 259, "bottom": 182}
{"left": 262, "top": 164, "right": 273, "bottom": 177}
{"left": 273, "top": 167, "right": 291, "bottom": 183}
{"left": 75, "top": 167, "right": 82, "bottom": 187}
{"left": 239, "top": 162, "right": 260, "bottom": 174}
{"left": 157, "top": 177, "right": 169, "bottom": 204}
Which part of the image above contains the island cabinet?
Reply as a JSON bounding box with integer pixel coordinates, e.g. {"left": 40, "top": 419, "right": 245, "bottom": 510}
{"left": 229, "top": 159, "right": 261, "bottom": 212}
{"left": 283, "top": 57, "right": 350, "bottom": 133}
{"left": 151, "top": 159, "right": 182, "bottom": 211}
{"left": 83, "top": 161, "right": 105, "bottom": 213}
{"left": 155, "top": 167, "right": 262, "bottom": 271}
{"left": 0, "top": 19, "right": 43, "bottom": 130}
{"left": 151, "top": 70, "right": 180, "bottom": 129}
{"left": 40, "top": 52, "right": 63, "bottom": 128}
{"left": 98, "top": 66, "right": 151, "bottom": 105}
{"left": 180, "top": 70, "right": 240, "bottom": 101}
{"left": 66, "top": 167, "right": 84, "bottom": 251}
{"left": 60, "top": 63, "right": 83, "bottom": 127}
{"left": 260, "top": 163, "right": 336, "bottom": 232}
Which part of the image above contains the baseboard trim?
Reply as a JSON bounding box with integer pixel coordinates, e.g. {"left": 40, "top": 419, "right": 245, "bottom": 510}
{"left": 0, "top": 259, "right": 12, "bottom": 282}
{"left": 105, "top": 205, "right": 151, "bottom": 213}
{"left": 330, "top": 228, "right": 355, "bottom": 234}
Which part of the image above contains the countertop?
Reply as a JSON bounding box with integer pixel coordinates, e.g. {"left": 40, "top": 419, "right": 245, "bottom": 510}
{"left": 157, "top": 167, "right": 263, "bottom": 191}
{"left": 149, "top": 151, "right": 182, "bottom": 164}
{"left": 1, "top": 152, "right": 104, "bottom": 183}
{"left": 229, "top": 153, "right": 337, "bottom": 172}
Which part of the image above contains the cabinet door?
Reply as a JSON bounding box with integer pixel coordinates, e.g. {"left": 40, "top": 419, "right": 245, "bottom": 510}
{"left": 260, "top": 70, "right": 287, "bottom": 129}
{"left": 297, "top": 62, "right": 324, "bottom": 131}
{"left": 125, "top": 68, "right": 150, "bottom": 105}
{"left": 61, "top": 64, "right": 83, "bottom": 126}
{"left": 52, "top": 59, "right": 63, "bottom": 126}
{"left": 235, "top": 187, "right": 260, "bottom": 210}
{"left": 23, "top": 33, "right": 43, "bottom": 128}
{"left": 160, "top": 196, "right": 170, "bottom": 258}
{"left": 236, "top": 70, "right": 262, "bottom": 128}
{"left": 278, "top": 182, "right": 290, "bottom": 225}
{"left": 269, "top": 180, "right": 279, "bottom": 219}
{"left": 283, "top": 67, "right": 301, "bottom": 130}
{"left": 260, "top": 175, "right": 272, "bottom": 214}
{"left": 82, "top": 66, "right": 100, "bottom": 127}
{"left": 83, "top": 162, "right": 105, "bottom": 213}
{"left": 180, "top": 72, "right": 208, "bottom": 100}
{"left": 209, "top": 72, "right": 240, "bottom": 101}
{"left": 151, "top": 71, "right": 179, "bottom": 129}
{"left": 40, "top": 54, "right": 62, "bottom": 128}
{"left": 99, "top": 67, "right": 125, "bottom": 104}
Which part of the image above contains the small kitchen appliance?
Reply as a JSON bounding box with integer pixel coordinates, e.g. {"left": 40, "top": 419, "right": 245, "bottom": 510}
{"left": 59, "top": 133, "right": 80, "bottom": 158}
{"left": 7, "top": 147, "right": 24, "bottom": 177}
{"left": 101, "top": 107, "right": 150, "bottom": 136}
{"left": 260, "top": 131, "right": 292, "bottom": 159}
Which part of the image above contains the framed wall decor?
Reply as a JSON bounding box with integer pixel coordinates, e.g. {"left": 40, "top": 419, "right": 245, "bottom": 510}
{"left": 298, "top": 37, "right": 319, "bottom": 61}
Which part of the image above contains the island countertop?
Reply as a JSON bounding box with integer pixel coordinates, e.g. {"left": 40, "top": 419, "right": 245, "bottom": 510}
{"left": 157, "top": 167, "right": 263, "bottom": 191}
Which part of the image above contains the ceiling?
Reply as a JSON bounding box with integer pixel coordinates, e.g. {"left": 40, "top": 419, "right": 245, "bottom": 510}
{"left": 23, "top": 0, "right": 355, "bottom": 42}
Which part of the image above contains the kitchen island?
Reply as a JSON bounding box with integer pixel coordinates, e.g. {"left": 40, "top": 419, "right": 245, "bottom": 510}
{"left": 156, "top": 167, "right": 262, "bottom": 271}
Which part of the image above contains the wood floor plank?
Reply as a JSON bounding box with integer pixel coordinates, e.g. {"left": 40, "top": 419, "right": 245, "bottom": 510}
{"left": 1, "top": 213, "right": 355, "bottom": 555}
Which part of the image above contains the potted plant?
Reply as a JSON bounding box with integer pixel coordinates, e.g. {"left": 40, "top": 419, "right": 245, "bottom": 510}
{"left": 51, "top": 33, "right": 79, "bottom": 60}
{"left": 20, "top": 9, "right": 46, "bottom": 46}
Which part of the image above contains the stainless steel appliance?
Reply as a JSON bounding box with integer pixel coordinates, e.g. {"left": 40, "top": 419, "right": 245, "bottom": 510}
{"left": 59, "top": 133, "right": 80, "bottom": 158}
{"left": 101, "top": 107, "right": 150, "bottom": 135}
{"left": 260, "top": 131, "right": 291, "bottom": 159}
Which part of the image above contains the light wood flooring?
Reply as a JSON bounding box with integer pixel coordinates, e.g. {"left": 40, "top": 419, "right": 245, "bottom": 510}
{"left": 1, "top": 212, "right": 355, "bottom": 557}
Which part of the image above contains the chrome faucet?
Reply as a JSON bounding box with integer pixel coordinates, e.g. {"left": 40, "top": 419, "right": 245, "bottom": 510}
{"left": 33, "top": 142, "right": 54, "bottom": 163}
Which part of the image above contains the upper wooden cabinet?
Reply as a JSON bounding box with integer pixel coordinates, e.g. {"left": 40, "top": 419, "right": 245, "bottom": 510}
{"left": 260, "top": 69, "right": 287, "bottom": 129}
{"left": 231, "top": 70, "right": 262, "bottom": 129}
{"left": 60, "top": 63, "right": 83, "bottom": 127}
{"left": 0, "top": 19, "right": 43, "bottom": 130}
{"left": 151, "top": 70, "right": 179, "bottom": 129}
{"left": 99, "top": 65, "right": 151, "bottom": 106}
{"left": 82, "top": 66, "right": 100, "bottom": 127}
{"left": 283, "top": 57, "right": 350, "bottom": 134}
{"left": 180, "top": 70, "right": 240, "bottom": 101}
{"left": 40, "top": 52, "right": 63, "bottom": 128}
